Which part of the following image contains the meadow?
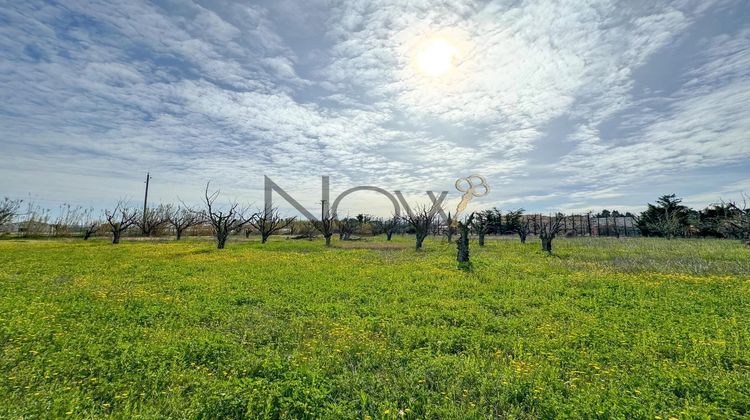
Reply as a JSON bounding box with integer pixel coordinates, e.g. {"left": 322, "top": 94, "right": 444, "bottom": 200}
{"left": 0, "top": 236, "right": 748, "bottom": 418}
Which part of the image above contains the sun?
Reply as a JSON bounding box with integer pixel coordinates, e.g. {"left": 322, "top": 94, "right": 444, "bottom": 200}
{"left": 416, "top": 38, "right": 462, "bottom": 77}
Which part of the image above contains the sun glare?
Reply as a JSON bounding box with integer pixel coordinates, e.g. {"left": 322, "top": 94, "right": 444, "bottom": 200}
{"left": 416, "top": 38, "right": 462, "bottom": 77}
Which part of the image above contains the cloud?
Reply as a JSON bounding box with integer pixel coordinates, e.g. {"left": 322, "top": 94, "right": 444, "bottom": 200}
{"left": 0, "top": 0, "right": 748, "bottom": 216}
{"left": 561, "top": 26, "right": 750, "bottom": 187}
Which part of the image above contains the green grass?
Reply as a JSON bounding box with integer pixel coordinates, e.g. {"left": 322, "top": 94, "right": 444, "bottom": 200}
{"left": 0, "top": 236, "right": 748, "bottom": 418}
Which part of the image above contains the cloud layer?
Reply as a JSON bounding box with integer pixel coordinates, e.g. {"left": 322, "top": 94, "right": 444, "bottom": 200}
{"left": 1, "top": 0, "right": 749, "bottom": 215}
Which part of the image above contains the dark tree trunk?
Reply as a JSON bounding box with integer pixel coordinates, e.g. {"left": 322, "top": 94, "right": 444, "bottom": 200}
{"left": 83, "top": 231, "right": 92, "bottom": 240}
{"left": 456, "top": 222, "right": 472, "bottom": 270}
{"left": 519, "top": 231, "right": 527, "bottom": 243}
{"left": 112, "top": 231, "right": 121, "bottom": 244}
{"left": 261, "top": 233, "right": 269, "bottom": 243}
{"left": 541, "top": 236, "right": 553, "bottom": 253}
{"left": 175, "top": 229, "right": 183, "bottom": 241}
{"left": 415, "top": 233, "right": 427, "bottom": 250}
{"left": 386, "top": 232, "right": 393, "bottom": 241}
{"left": 216, "top": 232, "right": 228, "bottom": 249}
{"left": 457, "top": 231, "right": 469, "bottom": 263}
{"left": 478, "top": 232, "right": 485, "bottom": 246}
{"left": 325, "top": 235, "right": 332, "bottom": 246}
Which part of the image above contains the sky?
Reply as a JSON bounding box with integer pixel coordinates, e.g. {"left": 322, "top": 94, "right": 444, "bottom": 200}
{"left": 1, "top": 0, "right": 749, "bottom": 217}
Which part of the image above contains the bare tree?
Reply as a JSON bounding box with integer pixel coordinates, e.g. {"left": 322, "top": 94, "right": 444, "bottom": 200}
{"left": 282, "top": 217, "right": 296, "bottom": 235}
{"left": 382, "top": 215, "right": 400, "bottom": 241}
{"left": 80, "top": 208, "right": 102, "bottom": 240}
{"left": 403, "top": 204, "right": 440, "bottom": 251}
{"left": 138, "top": 204, "right": 170, "bottom": 237}
{"left": 203, "top": 183, "right": 255, "bottom": 249}
{"left": 444, "top": 212, "right": 457, "bottom": 243}
{"left": 338, "top": 216, "right": 359, "bottom": 241}
{"left": 82, "top": 221, "right": 101, "bottom": 240}
{"left": 472, "top": 210, "right": 493, "bottom": 246}
{"left": 506, "top": 209, "right": 530, "bottom": 243}
{"left": 430, "top": 219, "right": 442, "bottom": 237}
{"left": 536, "top": 215, "right": 565, "bottom": 254}
{"left": 166, "top": 205, "right": 205, "bottom": 240}
{"left": 456, "top": 213, "right": 474, "bottom": 270}
{"left": 105, "top": 201, "right": 139, "bottom": 244}
{"left": 313, "top": 201, "right": 336, "bottom": 246}
{"left": 290, "top": 220, "right": 318, "bottom": 240}
{"left": 370, "top": 217, "right": 385, "bottom": 236}
{"left": 0, "top": 197, "right": 22, "bottom": 227}
{"left": 248, "top": 207, "right": 295, "bottom": 243}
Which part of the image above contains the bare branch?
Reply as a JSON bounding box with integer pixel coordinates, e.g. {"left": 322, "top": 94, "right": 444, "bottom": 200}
{"left": 403, "top": 204, "right": 441, "bottom": 251}
{"left": 248, "top": 207, "right": 295, "bottom": 243}
{"left": 535, "top": 214, "right": 566, "bottom": 253}
{"left": 203, "top": 182, "right": 256, "bottom": 249}
{"left": 166, "top": 204, "right": 205, "bottom": 240}
{"left": 104, "top": 200, "right": 139, "bottom": 244}
{"left": 138, "top": 203, "right": 170, "bottom": 237}
{"left": 0, "top": 197, "right": 22, "bottom": 227}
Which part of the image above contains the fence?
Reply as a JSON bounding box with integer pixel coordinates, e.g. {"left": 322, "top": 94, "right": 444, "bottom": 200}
{"left": 524, "top": 214, "right": 640, "bottom": 237}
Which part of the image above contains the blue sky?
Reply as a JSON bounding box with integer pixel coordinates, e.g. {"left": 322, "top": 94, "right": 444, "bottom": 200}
{"left": 1, "top": 0, "right": 749, "bottom": 217}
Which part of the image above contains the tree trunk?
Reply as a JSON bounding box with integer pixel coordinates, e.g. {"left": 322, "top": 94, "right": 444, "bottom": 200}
{"left": 519, "top": 231, "right": 527, "bottom": 243}
{"left": 261, "top": 233, "right": 269, "bottom": 244}
{"left": 175, "top": 229, "right": 183, "bottom": 241}
{"left": 457, "top": 231, "right": 469, "bottom": 263}
{"left": 456, "top": 223, "right": 472, "bottom": 270}
{"left": 386, "top": 232, "right": 393, "bottom": 241}
{"left": 112, "top": 230, "right": 121, "bottom": 244}
{"left": 325, "top": 235, "right": 332, "bottom": 246}
{"left": 478, "top": 232, "right": 485, "bottom": 246}
{"left": 217, "top": 232, "right": 228, "bottom": 249}
{"left": 541, "top": 236, "right": 552, "bottom": 253}
{"left": 83, "top": 231, "right": 92, "bottom": 240}
{"left": 415, "top": 233, "right": 426, "bottom": 250}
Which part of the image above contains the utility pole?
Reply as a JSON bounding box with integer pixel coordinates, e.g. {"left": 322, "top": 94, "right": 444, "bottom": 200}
{"left": 142, "top": 172, "right": 151, "bottom": 234}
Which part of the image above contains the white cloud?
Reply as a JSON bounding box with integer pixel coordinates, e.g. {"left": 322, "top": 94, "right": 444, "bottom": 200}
{"left": 561, "top": 27, "right": 750, "bottom": 188}
{"left": 0, "top": 0, "right": 748, "bottom": 215}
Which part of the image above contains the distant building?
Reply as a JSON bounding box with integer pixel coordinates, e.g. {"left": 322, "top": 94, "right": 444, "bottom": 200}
{"left": 0, "top": 222, "right": 21, "bottom": 233}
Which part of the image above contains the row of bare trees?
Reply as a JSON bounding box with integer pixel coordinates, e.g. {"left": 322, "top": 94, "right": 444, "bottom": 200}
{"left": 4, "top": 189, "right": 748, "bottom": 253}
{"left": 0, "top": 192, "right": 577, "bottom": 254}
{"left": 97, "top": 185, "right": 295, "bottom": 248}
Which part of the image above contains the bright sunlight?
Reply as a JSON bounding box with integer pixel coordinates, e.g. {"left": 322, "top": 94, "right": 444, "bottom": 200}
{"left": 415, "top": 38, "right": 462, "bottom": 77}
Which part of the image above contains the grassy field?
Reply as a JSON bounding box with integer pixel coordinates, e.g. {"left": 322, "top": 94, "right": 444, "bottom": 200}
{"left": 0, "top": 236, "right": 748, "bottom": 418}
